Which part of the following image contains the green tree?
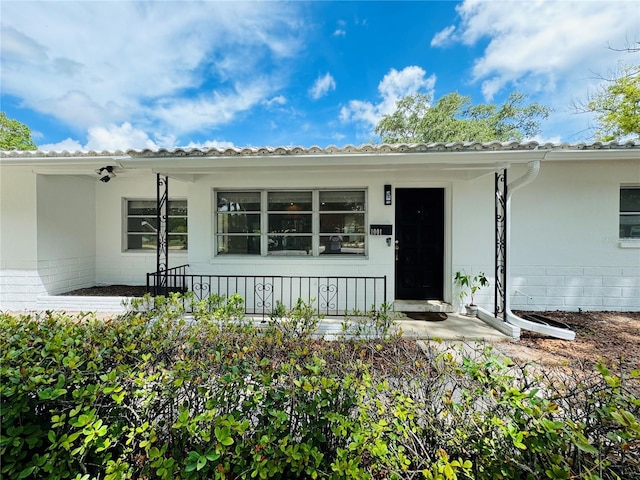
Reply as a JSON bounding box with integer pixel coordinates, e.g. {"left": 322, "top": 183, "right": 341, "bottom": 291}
{"left": 0, "top": 112, "right": 37, "bottom": 150}
{"left": 374, "top": 91, "right": 550, "bottom": 143}
{"left": 583, "top": 63, "right": 640, "bottom": 141}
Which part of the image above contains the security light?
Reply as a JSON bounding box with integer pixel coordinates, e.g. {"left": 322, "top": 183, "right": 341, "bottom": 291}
{"left": 96, "top": 166, "right": 116, "bottom": 182}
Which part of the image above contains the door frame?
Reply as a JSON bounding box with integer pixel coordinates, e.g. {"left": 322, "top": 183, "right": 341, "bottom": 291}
{"left": 393, "top": 184, "right": 452, "bottom": 303}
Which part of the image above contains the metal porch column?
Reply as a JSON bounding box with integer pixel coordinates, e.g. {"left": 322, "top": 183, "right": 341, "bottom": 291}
{"left": 495, "top": 169, "right": 507, "bottom": 318}
{"left": 156, "top": 174, "right": 169, "bottom": 295}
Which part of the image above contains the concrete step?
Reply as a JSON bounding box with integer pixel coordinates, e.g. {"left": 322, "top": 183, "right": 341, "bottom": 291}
{"left": 394, "top": 299, "right": 455, "bottom": 313}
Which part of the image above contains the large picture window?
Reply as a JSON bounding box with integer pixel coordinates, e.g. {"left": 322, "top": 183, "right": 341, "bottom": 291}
{"left": 126, "top": 199, "right": 188, "bottom": 251}
{"left": 215, "top": 190, "right": 366, "bottom": 256}
{"left": 620, "top": 187, "right": 640, "bottom": 238}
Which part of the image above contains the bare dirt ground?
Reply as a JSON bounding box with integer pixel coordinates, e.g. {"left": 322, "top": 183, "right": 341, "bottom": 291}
{"left": 500, "top": 310, "right": 640, "bottom": 370}
{"left": 61, "top": 286, "right": 640, "bottom": 370}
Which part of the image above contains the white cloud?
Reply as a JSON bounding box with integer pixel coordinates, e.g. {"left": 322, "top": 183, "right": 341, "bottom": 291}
{"left": 334, "top": 19, "right": 347, "bottom": 37}
{"left": 340, "top": 66, "right": 436, "bottom": 128}
{"left": 38, "top": 128, "right": 234, "bottom": 152}
{"left": 184, "top": 139, "right": 235, "bottom": 149}
{"left": 309, "top": 73, "right": 336, "bottom": 100}
{"left": 38, "top": 138, "right": 84, "bottom": 152}
{"left": 153, "top": 79, "right": 273, "bottom": 134}
{"left": 430, "top": 25, "right": 455, "bottom": 47}
{"left": 264, "top": 95, "right": 287, "bottom": 107}
{"left": 84, "top": 123, "right": 162, "bottom": 151}
{"left": 38, "top": 123, "right": 169, "bottom": 151}
{"left": 1, "top": 2, "right": 305, "bottom": 136}
{"left": 436, "top": 0, "right": 639, "bottom": 101}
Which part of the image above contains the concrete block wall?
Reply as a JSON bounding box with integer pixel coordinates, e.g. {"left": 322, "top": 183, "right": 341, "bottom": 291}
{"left": 451, "top": 264, "right": 640, "bottom": 313}
{"left": 38, "top": 256, "right": 95, "bottom": 295}
{"left": 0, "top": 257, "right": 96, "bottom": 310}
{"left": 0, "top": 268, "right": 47, "bottom": 310}
{"left": 511, "top": 266, "right": 640, "bottom": 311}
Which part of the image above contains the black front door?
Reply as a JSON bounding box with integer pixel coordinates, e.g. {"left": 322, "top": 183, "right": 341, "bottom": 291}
{"left": 395, "top": 188, "right": 444, "bottom": 300}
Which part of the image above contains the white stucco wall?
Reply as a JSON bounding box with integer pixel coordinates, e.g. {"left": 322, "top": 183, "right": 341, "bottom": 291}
{"left": 36, "top": 175, "right": 96, "bottom": 295}
{"left": 508, "top": 161, "right": 640, "bottom": 311}
{"left": 0, "top": 167, "right": 41, "bottom": 309}
{"left": 187, "top": 167, "right": 397, "bottom": 310}
{"left": 451, "top": 173, "right": 495, "bottom": 309}
{"left": 1, "top": 154, "right": 638, "bottom": 313}
{"left": 94, "top": 174, "right": 189, "bottom": 286}
{"left": 449, "top": 161, "right": 640, "bottom": 312}
{"left": 1, "top": 172, "right": 100, "bottom": 308}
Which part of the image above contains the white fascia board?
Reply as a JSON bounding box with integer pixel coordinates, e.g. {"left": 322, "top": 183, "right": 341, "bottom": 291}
{"left": 0, "top": 156, "right": 126, "bottom": 167}
{"left": 1, "top": 147, "right": 635, "bottom": 173}
{"left": 120, "top": 149, "right": 549, "bottom": 171}
{"left": 0, "top": 157, "right": 127, "bottom": 177}
{"left": 542, "top": 149, "right": 640, "bottom": 162}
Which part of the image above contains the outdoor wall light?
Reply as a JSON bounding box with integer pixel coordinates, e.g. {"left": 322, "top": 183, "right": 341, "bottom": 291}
{"left": 96, "top": 166, "right": 116, "bottom": 183}
{"left": 384, "top": 184, "right": 392, "bottom": 205}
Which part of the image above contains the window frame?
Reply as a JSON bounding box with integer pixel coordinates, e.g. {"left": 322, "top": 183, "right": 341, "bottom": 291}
{"left": 123, "top": 198, "right": 188, "bottom": 252}
{"left": 620, "top": 186, "right": 640, "bottom": 240}
{"left": 214, "top": 189, "right": 367, "bottom": 257}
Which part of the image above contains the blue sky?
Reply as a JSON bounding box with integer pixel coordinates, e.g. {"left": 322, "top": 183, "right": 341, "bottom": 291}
{"left": 1, "top": 0, "right": 638, "bottom": 151}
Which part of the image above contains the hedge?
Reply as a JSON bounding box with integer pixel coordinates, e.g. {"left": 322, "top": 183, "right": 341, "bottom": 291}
{"left": 1, "top": 293, "right": 638, "bottom": 479}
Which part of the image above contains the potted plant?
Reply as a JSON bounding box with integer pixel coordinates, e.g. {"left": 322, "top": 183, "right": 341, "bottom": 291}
{"left": 454, "top": 271, "right": 489, "bottom": 317}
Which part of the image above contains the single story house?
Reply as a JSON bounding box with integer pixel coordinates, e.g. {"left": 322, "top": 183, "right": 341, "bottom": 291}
{"left": 1, "top": 141, "right": 638, "bottom": 338}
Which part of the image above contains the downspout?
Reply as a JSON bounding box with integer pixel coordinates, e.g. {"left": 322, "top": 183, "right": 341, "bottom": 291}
{"left": 503, "top": 159, "right": 576, "bottom": 340}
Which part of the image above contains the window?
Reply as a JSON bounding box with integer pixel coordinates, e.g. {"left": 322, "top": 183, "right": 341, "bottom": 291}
{"left": 620, "top": 187, "right": 640, "bottom": 238}
{"left": 126, "top": 199, "right": 188, "bottom": 251}
{"left": 319, "top": 190, "right": 365, "bottom": 255}
{"left": 215, "top": 190, "right": 366, "bottom": 256}
{"left": 216, "top": 192, "right": 261, "bottom": 255}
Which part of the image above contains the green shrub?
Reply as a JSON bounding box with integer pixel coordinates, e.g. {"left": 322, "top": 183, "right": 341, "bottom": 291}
{"left": 342, "top": 302, "right": 401, "bottom": 340}
{"left": 1, "top": 295, "right": 638, "bottom": 479}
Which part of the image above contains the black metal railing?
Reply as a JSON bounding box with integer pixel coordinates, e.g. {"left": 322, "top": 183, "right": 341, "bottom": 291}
{"left": 147, "top": 264, "right": 387, "bottom": 316}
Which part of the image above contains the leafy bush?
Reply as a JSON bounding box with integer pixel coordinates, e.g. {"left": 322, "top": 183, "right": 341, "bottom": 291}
{"left": 1, "top": 294, "right": 638, "bottom": 479}
{"left": 342, "top": 302, "right": 400, "bottom": 340}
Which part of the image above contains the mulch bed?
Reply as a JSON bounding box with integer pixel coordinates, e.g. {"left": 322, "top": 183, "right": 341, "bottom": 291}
{"left": 61, "top": 285, "right": 149, "bottom": 297}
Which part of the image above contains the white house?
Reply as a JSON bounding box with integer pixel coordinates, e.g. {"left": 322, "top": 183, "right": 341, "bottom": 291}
{"left": 1, "top": 141, "right": 639, "bottom": 335}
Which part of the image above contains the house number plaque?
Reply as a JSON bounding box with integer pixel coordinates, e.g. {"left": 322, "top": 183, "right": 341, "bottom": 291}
{"left": 370, "top": 224, "right": 392, "bottom": 235}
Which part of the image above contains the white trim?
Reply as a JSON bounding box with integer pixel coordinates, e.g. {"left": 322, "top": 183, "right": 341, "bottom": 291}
{"left": 619, "top": 239, "right": 640, "bottom": 249}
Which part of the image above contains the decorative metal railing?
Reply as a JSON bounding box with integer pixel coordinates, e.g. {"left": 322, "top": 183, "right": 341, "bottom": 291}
{"left": 147, "top": 264, "right": 387, "bottom": 316}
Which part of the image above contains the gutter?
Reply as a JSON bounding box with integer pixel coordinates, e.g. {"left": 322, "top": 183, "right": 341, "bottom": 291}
{"left": 503, "top": 159, "right": 576, "bottom": 340}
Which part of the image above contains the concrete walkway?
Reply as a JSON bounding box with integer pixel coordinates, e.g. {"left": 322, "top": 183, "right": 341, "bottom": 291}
{"left": 310, "top": 312, "right": 511, "bottom": 342}
{"left": 394, "top": 313, "right": 511, "bottom": 341}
